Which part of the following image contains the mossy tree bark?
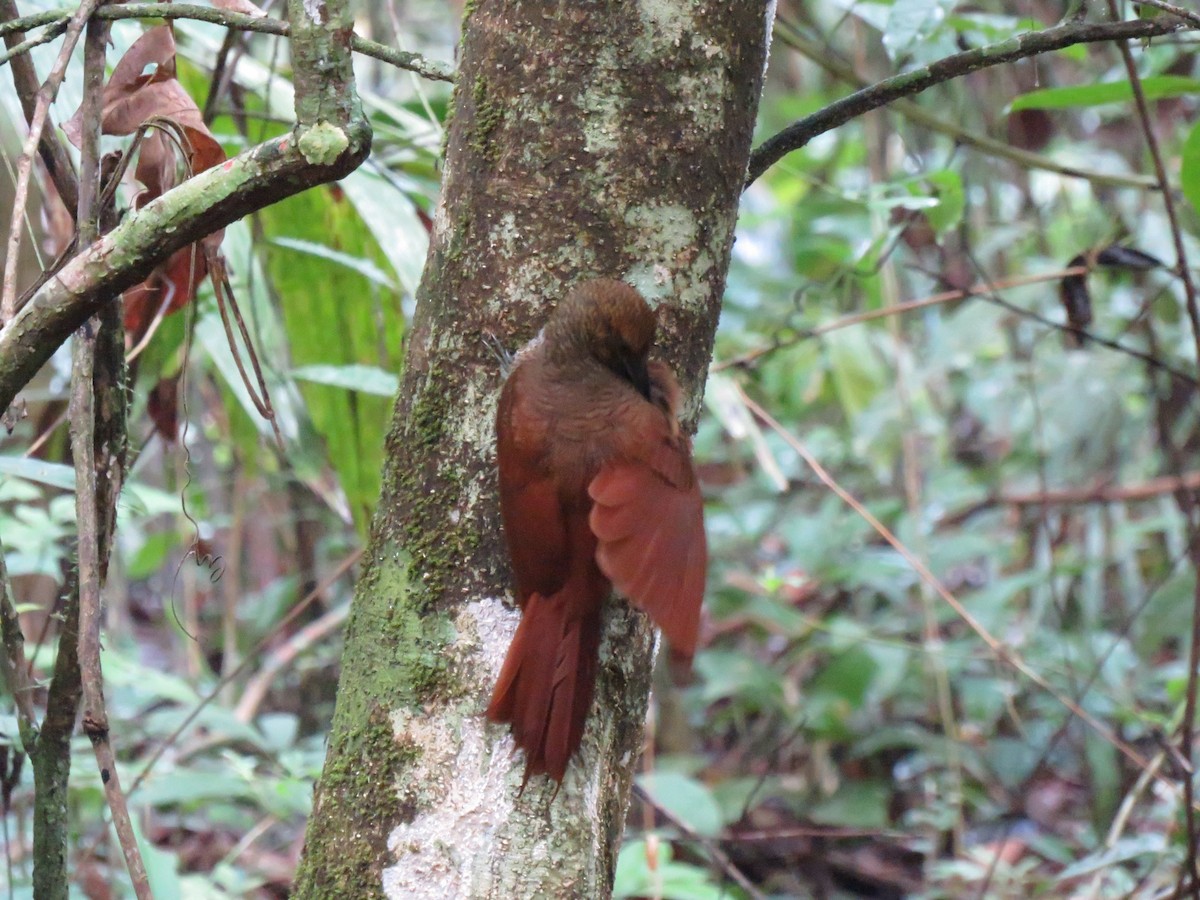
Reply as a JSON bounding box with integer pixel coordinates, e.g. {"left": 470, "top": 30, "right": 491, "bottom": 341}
{"left": 294, "top": 2, "right": 772, "bottom": 897}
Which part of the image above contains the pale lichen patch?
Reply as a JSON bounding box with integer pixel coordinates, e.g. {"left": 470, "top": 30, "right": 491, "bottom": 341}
{"left": 635, "top": 0, "right": 695, "bottom": 52}
{"left": 384, "top": 713, "right": 517, "bottom": 898}
{"left": 298, "top": 121, "right": 350, "bottom": 165}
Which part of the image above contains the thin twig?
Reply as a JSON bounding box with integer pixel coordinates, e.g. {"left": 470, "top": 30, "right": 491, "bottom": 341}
{"left": 233, "top": 602, "right": 349, "bottom": 721}
{"left": 1104, "top": 3, "right": 1200, "bottom": 891}
{"left": 0, "top": 0, "right": 102, "bottom": 322}
{"left": 0, "top": 18, "right": 67, "bottom": 67}
{"left": 208, "top": 249, "right": 285, "bottom": 450}
{"left": 69, "top": 16, "right": 151, "bottom": 895}
{"left": 127, "top": 549, "right": 361, "bottom": 796}
{"left": 1001, "top": 471, "right": 1200, "bottom": 506}
{"left": 713, "top": 267, "right": 1086, "bottom": 371}
{"left": 632, "top": 784, "right": 767, "bottom": 900}
{"left": 714, "top": 265, "right": 1199, "bottom": 388}
{"left": 0, "top": 3, "right": 455, "bottom": 82}
{"left": 0, "top": 536, "right": 36, "bottom": 734}
{"left": 748, "top": 16, "right": 1188, "bottom": 185}
{"left": 0, "top": 0, "right": 80, "bottom": 216}
{"left": 71, "top": 319, "right": 151, "bottom": 899}
{"left": 1131, "top": 0, "right": 1200, "bottom": 28}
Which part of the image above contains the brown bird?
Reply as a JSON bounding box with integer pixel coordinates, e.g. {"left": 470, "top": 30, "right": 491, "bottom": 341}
{"left": 487, "top": 278, "right": 707, "bottom": 784}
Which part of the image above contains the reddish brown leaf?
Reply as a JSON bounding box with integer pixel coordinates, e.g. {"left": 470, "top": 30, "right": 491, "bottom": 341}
{"left": 123, "top": 247, "right": 208, "bottom": 340}
{"left": 146, "top": 373, "right": 181, "bottom": 442}
{"left": 65, "top": 26, "right": 227, "bottom": 340}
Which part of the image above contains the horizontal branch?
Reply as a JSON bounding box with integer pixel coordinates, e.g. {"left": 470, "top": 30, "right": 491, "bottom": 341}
{"left": 1005, "top": 470, "right": 1200, "bottom": 506}
{"left": 773, "top": 17, "right": 1157, "bottom": 190}
{"left": 0, "top": 3, "right": 455, "bottom": 82}
{"left": 0, "top": 120, "right": 371, "bottom": 413}
{"left": 939, "top": 470, "right": 1200, "bottom": 528}
{"left": 747, "top": 16, "right": 1190, "bottom": 186}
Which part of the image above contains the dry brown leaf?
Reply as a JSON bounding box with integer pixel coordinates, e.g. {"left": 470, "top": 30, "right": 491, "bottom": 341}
{"left": 64, "top": 25, "right": 227, "bottom": 341}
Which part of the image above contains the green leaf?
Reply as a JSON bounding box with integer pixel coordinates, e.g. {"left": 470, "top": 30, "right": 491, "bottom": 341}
{"left": 126, "top": 530, "right": 182, "bottom": 581}
{"left": 924, "top": 169, "right": 964, "bottom": 236}
{"left": 1183, "top": 120, "right": 1200, "bottom": 220}
{"left": 807, "top": 779, "right": 891, "bottom": 828}
{"left": 824, "top": 329, "right": 886, "bottom": 419}
{"left": 136, "top": 771, "right": 258, "bottom": 807}
{"left": 259, "top": 182, "right": 407, "bottom": 533}
{"left": 1010, "top": 76, "right": 1200, "bottom": 111}
{"left": 270, "top": 237, "right": 397, "bottom": 288}
{"left": 339, "top": 165, "right": 429, "bottom": 296}
{"left": 614, "top": 840, "right": 729, "bottom": 900}
{"left": 694, "top": 649, "right": 785, "bottom": 710}
{"left": 637, "top": 772, "right": 724, "bottom": 837}
{"left": 0, "top": 456, "right": 75, "bottom": 491}
{"left": 292, "top": 364, "right": 400, "bottom": 397}
{"left": 884, "top": 0, "right": 955, "bottom": 59}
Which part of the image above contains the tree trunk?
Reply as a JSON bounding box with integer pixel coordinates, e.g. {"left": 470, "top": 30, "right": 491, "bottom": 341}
{"left": 294, "top": 3, "right": 772, "bottom": 896}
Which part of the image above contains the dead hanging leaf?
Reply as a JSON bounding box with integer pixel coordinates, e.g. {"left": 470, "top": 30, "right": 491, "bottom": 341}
{"left": 1059, "top": 245, "right": 1165, "bottom": 349}
{"left": 146, "top": 373, "right": 182, "bottom": 442}
{"left": 65, "top": 25, "right": 227, "bottom": 343}
{"left": 1094, "top": 245, "right": 1163, "bottom": 271}
{"left": 1059, "top": 253, "right": 1092, "bottom": 348}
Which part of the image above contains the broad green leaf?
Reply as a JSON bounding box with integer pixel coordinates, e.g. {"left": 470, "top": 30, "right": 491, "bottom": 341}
{"left": 824, "top": 328, "right": 886, "bottom": 420}
{"left": 1055, "top": 833, "right": 1166, "bottom": 881}
{"left": 339, "top": 165, "right": 430, "bottom": 296}
{"left": 637, "top": 772, "right": 724, "bottom": 837}
{"left": 1011, "top": 76, "right": 1200, "bottom": 111}
{"left": 694, "top": 649, "right": 785, "bottom": 710}
{"left": 292, "top": 364, "right": 400, "bottom": 397}
{"left": 271, "top": 237, "right": 397, "bottom": 288}
{"left": 0, "top": 456, "right": 76, "bottom": 491}
{"left": 884, "top": 0, "right": 955, "bottom": 59}
{"left": 128, "top": 817, "right": 183, "bottom": 900}
{"left": 259, "top": 183, "right": 407, "bottom": 533}
{"left": 1183, "top": 119, "right": 1200, "bottom": 220}
{"left": 136, "top": 771, "right": 258, "bottom": 807}
{"left": 924, "top": 169, "right": 964, "bottom": 236}
{"left": 614, "top": 840, "right": 728, "bottom": 900}
{"left": 808, "top": 780, "right": 891, "bottom": 828}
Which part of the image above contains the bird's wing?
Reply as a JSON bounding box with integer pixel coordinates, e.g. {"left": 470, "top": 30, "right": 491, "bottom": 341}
{"left": 496, "top": 364, "right": 569, "bottom": 604}
{"left": 587, "top": 423, "right": 706, "bottom": 663}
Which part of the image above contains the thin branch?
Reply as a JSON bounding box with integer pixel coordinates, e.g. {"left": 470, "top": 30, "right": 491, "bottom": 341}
{"left": 0, "top": 3, "right": 455, "bottom": 82}
{"left": 127, "top": 549, "right": 360, "bottom": 796}
{"left": 0, "top": 0, "right": 102, "bottom": 322}
{"left": 1103, "top": 3, "right": 1200, "bottom": 892}
{"left": 30, "top": 574, "right": 81, "bottom": 899}
{"left": 68, "top": 16, "right": 150, "bottom": 894}
{"left": 0, "top": 124, "right": 369, "bottom": 413}
{"left": 714, "top": 265, "right": 1199, "bottom": 388}
{"left": 632, "top": 784, "right": 766, "bottom": 900}
{"left": 1001, "top": 471, "right": 1200, "bottom": 506}
{"left": 233, "top": 601, "right": 349, "bottom": 722}
{"left": 70, "top": 320, "right": 150, "bottom": 898}
{"left": 772, "top": 17, "right": 1158, "bottom": 191}
{"left": 1131, "top": 0, "right": 1200, "bottom": 29}
{"left": 747, "top": 16, "right": 1189, "bottom": 185}
{"left": 0, "top": 536, "right": 36, "bottom": 734}
{"left": 713, "top": 266, "right": 1089, "bottom": 371}
{"left": 209, "top": 250, "right": 284, "bottom": 449}
{"left": 0, "top": 0, "right": 80, "bottom": 216}
{"left": 0, "top": 18, "right": 67, "bottom": 67}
